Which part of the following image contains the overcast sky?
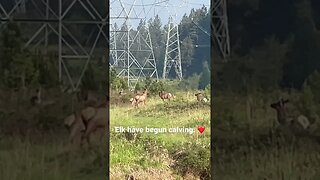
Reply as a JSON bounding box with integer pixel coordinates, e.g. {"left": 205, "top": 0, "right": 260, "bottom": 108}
{"left": 110, "top": 0, "right": 210, "bottom": 28}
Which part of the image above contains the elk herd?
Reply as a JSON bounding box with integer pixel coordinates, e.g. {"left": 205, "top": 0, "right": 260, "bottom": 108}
{"left": 62, "top": 88, "right": 209, "bottom": 147}
{"left": 62, "top": 88, "right": 317, "bottom": 148}
{"left": 126, "top": 89, "right": 209, "bottom": 108}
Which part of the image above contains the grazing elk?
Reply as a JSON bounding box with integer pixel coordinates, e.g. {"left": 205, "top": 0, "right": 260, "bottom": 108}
{"left": 132, "top": 89, "right": 148, "bottom": 108}
{"left": 270, "top": 98, "right": 310, "bottom": 130}
{"left": 64, "top": 106, "right": 108, "bottom": 147}
{"left": 159, "top": 91, "right": 174, "bottom": 101}
{"left": 195, "top": 92, "right": 208, "bottom": 103}
{"left": 80, "top": 106, "right": 108, "bottom": 147}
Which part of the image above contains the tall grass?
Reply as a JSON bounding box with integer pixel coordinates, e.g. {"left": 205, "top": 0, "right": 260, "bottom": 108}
{"left": 0, "top": 135, "right": 107, "bottom": 180}
{"left": 0, "top": 89, "right": 107, "bottom": 180}
{"left": 214, "top": 92, "right": 320, "bottom": 180}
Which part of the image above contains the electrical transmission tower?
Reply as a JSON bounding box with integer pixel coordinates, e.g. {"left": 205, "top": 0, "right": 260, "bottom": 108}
{"left": 212, "top": 0, "right": 230, "bottom": 61}
{"left": 110, "top": 0, "right": 158, "bottom": 89}
{"left": 163, "top": 16, "right": 182, "bottom": 80}
{"left": 0, "top": 0, "right": 108, "bottom": 91}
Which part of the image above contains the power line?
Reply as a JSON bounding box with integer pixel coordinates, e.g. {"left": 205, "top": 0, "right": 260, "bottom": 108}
{"left": 191, "top": 18, "right": 210, "bottom": 37}
{"left": 122, "top": 0, "right": 169, "bottom": 7}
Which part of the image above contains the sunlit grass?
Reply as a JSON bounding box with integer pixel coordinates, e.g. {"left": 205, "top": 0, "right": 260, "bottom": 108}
{"left": 110, "top": 91, "right": 211, "bottom": 179}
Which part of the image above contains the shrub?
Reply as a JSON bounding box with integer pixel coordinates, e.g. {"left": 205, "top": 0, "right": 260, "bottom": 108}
{"left": 170, "top": 142, "right": 210, "bottom": 179}
{"left": 178, "top": 73, "right": 200, "bottom": 91}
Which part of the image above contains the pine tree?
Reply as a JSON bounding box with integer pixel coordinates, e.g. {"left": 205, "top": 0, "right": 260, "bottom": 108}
{"left": 198, "top": 61, "right": 210, "bottom": 90}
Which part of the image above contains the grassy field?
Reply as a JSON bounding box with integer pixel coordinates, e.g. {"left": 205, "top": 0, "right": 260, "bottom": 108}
{"left": 0, "top": 135, "right": 107, "bottom": 180}
{"left": 0, "top": 89, "right": 108, "bottom": 180}
{"left": 109, "top": 91, "right": 211, "bottom": 179}
{"left": 213, "top": 91, "right": 320, "bottom": 180}
{"left": 0, "top": 89, "right": 210, "bottom": 180}
{"left": 2, "top": 87, "right": 320, "bottom": 179}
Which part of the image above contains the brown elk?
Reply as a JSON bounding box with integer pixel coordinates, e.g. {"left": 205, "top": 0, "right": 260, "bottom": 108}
{"left": 195, "top": 92, "right": 208, "bottom": 102}
{"left": 64, "top": 106, "right": 108, "bottom": 147}
{"left": 80, "top": 106, "right": 108, "bottom": 147}
{"left": 129, "top": 90, "right": 142, "bottom": 106}
{"left": 64, "top": 111, "right": 86, "bottom": 145}
{"left": 132, "top": 89, "right": 148, "bottom": 108}
{"left": 270, "top": 98, "right": 310, "bottom": 129}
{"left": 159, "top": 91, "right": 174, "bottom": 101}
{"left": 64, "top": 95, "right": 108, "bottom": 147}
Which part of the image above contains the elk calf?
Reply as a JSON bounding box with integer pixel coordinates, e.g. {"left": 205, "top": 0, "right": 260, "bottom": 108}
{"left": 195, "top": 92, "right": 208, "bottom": 102}
{"left": 159, "top": 91, "right": 174, "bottom": 101}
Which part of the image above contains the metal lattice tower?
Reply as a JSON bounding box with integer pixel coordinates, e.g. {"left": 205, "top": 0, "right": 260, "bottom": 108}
{"left": 212, "top": 0, "right": 230, "bottom": 61}
{"left": 109, "top": 24, "right": 118, "bottom": 68}
{"left": 110, "top": 0, "right": 158, "bottom": 89}
{"left": 163, "top": 16, "right": 182, "bottom": 80}
{"left": 0, "top": 0, "right": 108, "bottom": 91}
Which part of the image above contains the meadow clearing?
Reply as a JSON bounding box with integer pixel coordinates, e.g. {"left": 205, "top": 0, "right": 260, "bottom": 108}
{"left": 109, "top": 90, "right": 211, "bottom": 179}
{"left": 0, "top": 88, "right": 210, "bottom": 180}
{"left": 2, "top": 86, "right": 320, "bottom": 180}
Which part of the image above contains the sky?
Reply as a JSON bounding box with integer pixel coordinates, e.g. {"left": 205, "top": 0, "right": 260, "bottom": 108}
{"left": 110, "top": 0, "right": 210, "bottom": 29}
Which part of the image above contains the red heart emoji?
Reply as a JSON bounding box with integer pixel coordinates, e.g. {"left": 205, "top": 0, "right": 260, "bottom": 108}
{"left": 197, "top": 126, "right": 205, "bottom": 134}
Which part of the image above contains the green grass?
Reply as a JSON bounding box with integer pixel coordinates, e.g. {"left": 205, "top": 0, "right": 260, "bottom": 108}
{"left": 0, "top": 135, "right": 107, "bottom": 180}
{"left": 5, "top": 88, "right": 319, "bottom": 179}
{"left": 0, "top": 89, "right": 108, "bottom": 180}
{"left": 0, "top": 89, "right": 210, "bottom": 180}
{"left": 214, "top": 92, "right": 320, "bottom": 180}
{"left": 110, "top": 91, "right": 211, "bottom": 179}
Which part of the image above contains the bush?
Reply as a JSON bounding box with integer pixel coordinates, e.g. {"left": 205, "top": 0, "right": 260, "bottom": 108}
{"left": 178, "top": 73, "right": 200, "bottom": 91}
{"left": 148, "top": 80, "right": 165, "bottom": 95}
{"left": 204, "top": 84, "right": 211, "bottom": 100}
{"left": 170, "top": 142, "right": 210, "bottom": 179}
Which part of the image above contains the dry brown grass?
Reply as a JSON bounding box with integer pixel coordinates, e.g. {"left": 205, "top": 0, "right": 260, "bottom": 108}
{"left": 110, "top": 167, "right": 178, "bottom": 180}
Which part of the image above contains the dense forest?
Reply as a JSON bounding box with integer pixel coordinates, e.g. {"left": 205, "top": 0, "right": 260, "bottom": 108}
{"left": 110, "top": 0, "right": 320, "bottom": 93}
{"left": 109, "top": 0, "right": 320, "bottom": 93}
{"left": 216, "top": 0, "right": 320, "bottom": 92}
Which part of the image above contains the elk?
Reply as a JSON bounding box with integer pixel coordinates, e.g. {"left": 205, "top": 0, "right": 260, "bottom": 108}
{"left": 195, "top": 92, "right": 208, "bottom": 103}
{"left": 64, "top": 106, "right": 108, "bottom": 147}
{"left": 159, "top": 91, "right": 174, "bottom": 101}
{"left": 132, "top": 89, "right": 148, "bottom": 108}
{"left": 270, "top": 98, "right": 310, "bottom": 130}
{"left": 64, "top": 111, "right": 86, "bottom": 145}
{"left": 64, "top": 95, "right": 108, "bottom": 147}
{"left": 80, "top": 106, "right": 108, "bottom": 147}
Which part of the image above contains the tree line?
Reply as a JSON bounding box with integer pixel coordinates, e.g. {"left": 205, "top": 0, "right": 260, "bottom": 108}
{"left": 215, "top": 0, "right": 320, "bottom": 93}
